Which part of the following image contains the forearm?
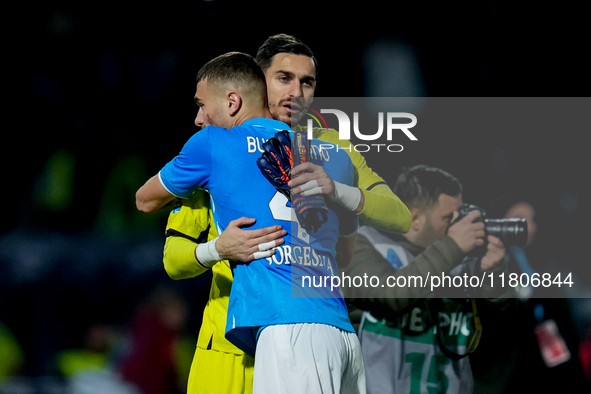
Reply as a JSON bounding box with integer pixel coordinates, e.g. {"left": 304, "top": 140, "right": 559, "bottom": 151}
{"left": 358, "top": 184, "right": 412, "bottom": 234}
{"left": 163, "top": 236, "right": 210, "bottom": 280}
{"left": 136, "top": 174, "right": 177, "bottom": 213}
{"left": 345, "top": 234, "right": 464, "bottom": 316}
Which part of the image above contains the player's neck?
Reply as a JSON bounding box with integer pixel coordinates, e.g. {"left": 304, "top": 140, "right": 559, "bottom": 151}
{"left": 232, "top": 106, "right": 273, "bottom": 127}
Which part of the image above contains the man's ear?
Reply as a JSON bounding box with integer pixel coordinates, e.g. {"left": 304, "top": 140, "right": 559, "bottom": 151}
{"left": 410, "top": 207, "right": 425, "bottom": 232}
{"left": 227, "top": 91, "right": 242, "bottom": 117}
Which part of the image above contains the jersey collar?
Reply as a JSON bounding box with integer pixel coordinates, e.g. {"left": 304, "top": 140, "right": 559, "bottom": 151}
{"left": 242, "top": 118, "right": 290, "bottom": 131}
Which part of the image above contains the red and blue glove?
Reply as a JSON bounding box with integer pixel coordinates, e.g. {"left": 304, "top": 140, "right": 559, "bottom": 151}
{"left": 257, "top": 131, "right": 328, "bottom": 233}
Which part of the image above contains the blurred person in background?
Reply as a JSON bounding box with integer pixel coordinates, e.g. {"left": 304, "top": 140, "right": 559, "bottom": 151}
{"left": 54, "top": 323, "right": 114, "bottom": 377}
{"left": 580, "top": 325, "right": 591, "bottom": 385}
{"left": 471, "top": 201, "right": 590, "bottom": 393}
{"left": 119, "top": 287, "right": 188, "bottom": 394}
{"left": 52, "top": 323, "right": 141, "bottom": 394}
{"left": 0, "top": 321, "right": 24, "bottom": 383}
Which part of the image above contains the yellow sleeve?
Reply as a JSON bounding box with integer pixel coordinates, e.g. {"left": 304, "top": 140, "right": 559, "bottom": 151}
{"left": 162, "top": 190, "right": 220, "bottom": 279}
{"left": 313, "top": 128, "right": 411, "bottom": 234}
{"left": 358, "top": 183, "right": 411, "bottom": 234}
{"left": 163, "top": 236, "right": 207, "bottom": 279}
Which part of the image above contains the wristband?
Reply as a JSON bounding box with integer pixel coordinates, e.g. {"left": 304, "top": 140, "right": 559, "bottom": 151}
{"left": 195, "top": 237, "right": 222, "bottom": 268}
{"left": 333, "top": 181, "right": 362, "bottom": 212}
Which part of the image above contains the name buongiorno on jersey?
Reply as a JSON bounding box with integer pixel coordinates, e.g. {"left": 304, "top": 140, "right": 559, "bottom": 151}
{"left": 246, "top": 136, "right": 332, "bottom": 163}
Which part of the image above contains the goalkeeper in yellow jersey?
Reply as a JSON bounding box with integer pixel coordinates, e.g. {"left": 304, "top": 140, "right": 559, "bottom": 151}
{"left": 159, "top": 34, "right": 411, "bottom": 394}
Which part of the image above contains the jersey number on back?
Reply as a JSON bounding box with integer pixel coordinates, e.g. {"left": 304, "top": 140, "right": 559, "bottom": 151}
{"left": 269, "top": 192, "right": 310, "bottom": 244}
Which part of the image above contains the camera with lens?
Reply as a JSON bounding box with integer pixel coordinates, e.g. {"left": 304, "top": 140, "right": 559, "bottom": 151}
{"left": 453, "top": 203, "right": 528, "bottom": 255}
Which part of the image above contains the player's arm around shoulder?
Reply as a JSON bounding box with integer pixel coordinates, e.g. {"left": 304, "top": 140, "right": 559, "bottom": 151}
{"left": 136, "top": 173, "right": 177, "bottom": 214}
{"left": 313, "top": 128, "right": 412, "bottom": 234}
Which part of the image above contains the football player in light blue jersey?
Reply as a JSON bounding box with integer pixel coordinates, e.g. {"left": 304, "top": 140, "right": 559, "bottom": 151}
{"left": 136, "top": 52, "right": 365, "bottom": 394}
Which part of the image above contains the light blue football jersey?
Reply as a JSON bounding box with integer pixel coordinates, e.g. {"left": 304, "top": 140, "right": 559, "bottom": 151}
{"left": 159, "top": 117, "right": 357, "bottom": 356}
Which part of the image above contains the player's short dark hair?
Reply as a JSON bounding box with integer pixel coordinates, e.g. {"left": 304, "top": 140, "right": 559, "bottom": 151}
{"left": 196, "top": 52, "right": 266, "bottom": 89}
{"left": 393, "top": 165, "right": 463, "bottom": 210}
{"left": 256, "top": 34, "right": 318, "bottom": 76}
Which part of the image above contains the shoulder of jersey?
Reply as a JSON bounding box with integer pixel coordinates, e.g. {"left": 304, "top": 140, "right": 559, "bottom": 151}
{"left": 198, "top": 124, "right": 255, "bottom": 138}
{"left": 195, "top": 125, "right": 225, "bottom": 135}
{"left": 311, "top": 127, "right": 339, "bottom": 138}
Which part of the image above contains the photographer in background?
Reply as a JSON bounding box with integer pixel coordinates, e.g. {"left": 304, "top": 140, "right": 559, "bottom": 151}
{"left": 344, "top": 165, "right": 515, "bottom": 394}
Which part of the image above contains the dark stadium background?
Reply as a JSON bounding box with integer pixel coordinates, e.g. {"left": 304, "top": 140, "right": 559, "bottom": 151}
{"left": 2, "top": 3, "right": 589, "bottom": 392}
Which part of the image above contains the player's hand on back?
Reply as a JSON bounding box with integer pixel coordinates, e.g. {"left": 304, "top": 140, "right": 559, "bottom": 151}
{"left": 216, "top": 217, "right": 287, "bottom": 262}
